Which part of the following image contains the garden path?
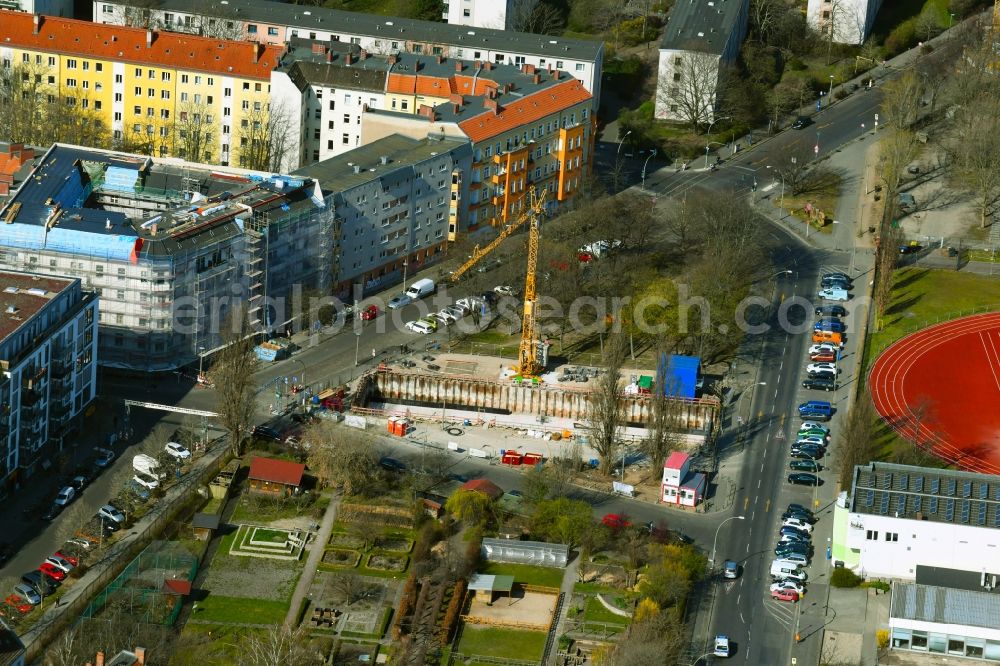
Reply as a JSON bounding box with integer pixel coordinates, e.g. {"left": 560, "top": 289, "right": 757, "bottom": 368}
{"left": 283, "top": 490, "right": 342, "bottom": 627}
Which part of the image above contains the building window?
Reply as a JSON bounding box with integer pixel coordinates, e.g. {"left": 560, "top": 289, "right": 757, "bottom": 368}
{"left": 248, "top": 24, "right": 258, "bottom": 34}
{"left": 885, "top": 532, "right": 898, "bottom": 542}
{"left": 342, "top": 134, "right": 349, "bottom": 144}
{"left": 866, "top": 530, "right": 878, "bottom": 541}
{"left": 267, "top": 27, "right": 279, "bottom": 36}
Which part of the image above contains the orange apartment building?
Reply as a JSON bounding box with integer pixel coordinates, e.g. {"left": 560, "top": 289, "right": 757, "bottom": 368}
{"left": 361, "top": 60, "right": 595, "bottom": 232}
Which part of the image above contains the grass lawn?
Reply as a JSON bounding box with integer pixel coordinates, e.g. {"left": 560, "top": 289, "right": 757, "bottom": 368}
{"left": 583, "top": 596, "right": 630, "bottom": 625}
{"left": 573, "top": 582, "right": 627, "bottom": 595}
{"left": 866, "top": 268, "right": 1000, "bottom": 369}
{"left": 193, "top": 594, "right": 288, "bottom": 625}
{"left": 251, "top": 527, "right": 290, "bottom": 544}
{"left": 478, "top": 562, "right": 565, "bottom": 588}
{"left": 456, "top": 626, "right": 547, "bottom": 661}
{"left": 171, "top": 625, "right": 271, "bottom": 665}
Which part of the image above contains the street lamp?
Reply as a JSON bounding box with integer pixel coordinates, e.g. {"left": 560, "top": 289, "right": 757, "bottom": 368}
{"left": 402, "top": 256, "right": 409, "bottom": 289}
{"left": 616, "top": 130, "right": 633, "bottom": 162}
{"left": 709, "top": 515, "right": 745, "bottom": 567}
{"left": 197, "top": 345, "right": 205, "bottom": 381}
{"left": 828, "top": 74, "right": 835, "bottom": 100}
{"left": 354, "top": 330, "right": 362, "bottom": 367}
{"left": 691, "top": 651, "right": 717, "bottom": 665}
{"left": 641, "top": 149, "right": 657, "bottom": 190}
{"left": 705, "top": 115, "right": 730, "bottom": 136}
{"left": 704, "top": 141, "right": 725, "bottom": 169}
{"left": 766, "top": 165, "right": 786, "bottom": 210}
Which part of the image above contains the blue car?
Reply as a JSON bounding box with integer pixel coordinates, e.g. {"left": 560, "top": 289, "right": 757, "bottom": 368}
{"left": 798, "top": 401, "right": 833, "bottom": 420}
{"left": 814, "top": 319, "right": 846, "bottom": 333}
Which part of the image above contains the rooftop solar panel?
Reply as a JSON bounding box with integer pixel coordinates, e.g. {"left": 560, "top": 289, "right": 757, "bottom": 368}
{"left": 946, "top": 498, "right": 955, "bottom": 521}
{"left": 880, "top": 494, "right": 890, "bottom": 515}
{"left": 912, "top": 496, "right": 922, "bottom": 514}
{"left": 883, "top": 473, "right": 893, "bottom": 489}
{"left": 963, "top": 481, "right": 972, "bottom": 498}
{"left": 978, "top": 502, "right": 987, "bottom": 526}
{"left": 995, "top": 508, "right": 1000, "bottom": 528}
{"left": 947, "top": 479, "right": 957, "bottom": 496}
{"left": 929, "top": 497, "right": 939, "bottom": 514}
{"left": 981, "top": 483, "right": 989, "bottom": 500}
{"left": 931, "top": 478, "right": 940, "bottom": 494}
{"left": 865, "top": 489, "right": 875, "bottom": 507}
{"left": 900, "top": 474, "right": 909, "bottom": 491}
{"left": 961, "top": 500, "right": 970, "bottom": 523}
{"left": 914, "top": 477, "right": 924, "bottom": 493}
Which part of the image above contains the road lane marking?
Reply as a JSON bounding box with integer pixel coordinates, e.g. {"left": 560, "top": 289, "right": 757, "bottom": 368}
{"left": 758, "top": 479, "right": 762, "bottom": 489}
{"left": 765, "top": 499, "right": 771, "bottom": 512}
{"left": 745, "top": 497, "right": 750, "bottom": 511}
{"left": 760, "top": 463, "right": 765, "bottom": 472}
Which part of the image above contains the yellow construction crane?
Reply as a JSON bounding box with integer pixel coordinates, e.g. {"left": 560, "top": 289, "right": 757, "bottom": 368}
{"left": 447, "top": 187, "right": 548, "bottom": 378}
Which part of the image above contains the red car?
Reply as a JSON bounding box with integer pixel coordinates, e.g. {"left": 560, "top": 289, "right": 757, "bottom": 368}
{"left": 602, "top": 514, "right": 632, "bottom": 531}
{"left": 54, "top": 550, "right": 80, "bottom": 567}
{"left": 38, "top": 562, "right": 66, "bottom": 582}
{"left": 360, "top": 305, "right": 379, "bottom": 321}
{"left": 809, "top": 352, "right": 836, "bottom": 363}
{"left": 771, "top": 588, "right": 800, "bottom": 602}
{"left": 5, "top": 595, "right": 33, "bottom": 614}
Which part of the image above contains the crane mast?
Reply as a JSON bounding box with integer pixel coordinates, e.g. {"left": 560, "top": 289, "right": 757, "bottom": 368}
{"left": 517, "top": 203, "right": 542, "bottom": 377}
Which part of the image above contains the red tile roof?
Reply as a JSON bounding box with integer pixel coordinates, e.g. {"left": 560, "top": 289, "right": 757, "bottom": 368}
{"left": 0, "top": 11, "right": 282, "bottom": 80}
{"left": 461, "top": 478, "right": 503, "bottom": 500}
{"left": 248, "top": 456, "right": 305, "bottom": 486}
{"left": 386, "top": 72, "right": 496, "bottom": 98}
{"left": 459, "top": 79, "right": 592, "bottom": 143}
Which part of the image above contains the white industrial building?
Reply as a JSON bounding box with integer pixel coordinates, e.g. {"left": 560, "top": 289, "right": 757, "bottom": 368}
{"left": 806, "top": 0, "right": 884, "bottom": 45}
{"left": 655, "top": 0, "right": 749, "bottom": 123}
{"left": 890, "top": 582, "right": 1000, "bottom": 661}
{"left": 834, "top": 462, "right": 1000, "bottom": 580}
{"left": 0, "top": 271, "right": 98, "bottom": 487}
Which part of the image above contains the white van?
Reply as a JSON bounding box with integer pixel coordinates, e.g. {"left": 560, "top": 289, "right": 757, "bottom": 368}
{"left": 405, "top": 278, "right": 435, "bottom": 300}
{"left": 133, "top": 454, "right": 164, "bottom": 480}
{"left": 817, "top": 287, "right": 849, "bottom": 302}
{"left": 770, "top": 559, "right": 807, "bottom": 582}
{"left": 405, "top": 320, "right": 434, "bottom": 335}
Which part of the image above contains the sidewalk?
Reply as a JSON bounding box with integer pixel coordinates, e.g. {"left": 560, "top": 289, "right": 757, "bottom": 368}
{"left": 283, "top": 491, "right": 342, "bottom": 628}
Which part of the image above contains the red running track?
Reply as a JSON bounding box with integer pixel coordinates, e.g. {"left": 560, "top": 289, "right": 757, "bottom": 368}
{"left": 868, "top": 312, "right": 1000, "bottom": 475}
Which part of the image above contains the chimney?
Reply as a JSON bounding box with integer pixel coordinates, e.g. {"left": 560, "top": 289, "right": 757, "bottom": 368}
{"left": 504, "top": 83, "right": 513, "bottom": 93}
{"left": 453, "top": 103, "right": 460, "bottom": 113}
{"left": 360, "top": 48, "right": 368, "bottom": 59}
{"left": 435, "top": 54, "right": 444, "bottom": 64}
{"left": 96, "top": 653, "right": 105, "bottom": 666}
{"left": 33, "top": 14, "right": 43, "bottom": 34}
{"left": 473, "top": 60, "right": 481, "bottom": 69}
{"left": 449, "top": 93, "right": 462, "bottom": 104}
{"left": 146, "top": 29, "right": 153, "bottom": 48}
{"left": 551, "top": 70, "right": 559, "bottom": 80}
{"left": 380, "top": 155, "right": 388, "bottom": 165}
{"left": 311, "top": 42, "right": 325, "bottom": 55}
{"left": 135, "top": 647, "right": 147, "bottom": 665}
{"left": 388, "top": 54, "right": 398, "bottom": 65}
{"left": 252, "top": 43, "right": 262, "bottom": 64}
{"left": 326, "top": 50, "right": 332, "bottom": 63}
{"left": 532, "top": 73, "right": 541, "bottom": 84}
{"left": 524, "top": 63, "right": 535, "bottom": 74}
{"left": 345, "top": 52, "right": 353, "bottom": 65}
{"left": 484, "top": 61, "right": 492, "bottom": 71}
{"left": 352, "top": 164, "right": 361, "bottom": 174}
{"left": 455, "top": 61, "right": 463, "bottom": 72}
{"left": 415, "top": 60, "right": 423, "bottom": 71}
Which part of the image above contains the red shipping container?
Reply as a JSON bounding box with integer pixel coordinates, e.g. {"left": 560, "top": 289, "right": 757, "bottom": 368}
{"left": 387, "top": 416, "right": 398, "bottom": 434}
{"left": 522, "top": 453, "right": 543, "bottom": 465}
{"left": 502, "top": 452, "right": 523, "bottom": 466}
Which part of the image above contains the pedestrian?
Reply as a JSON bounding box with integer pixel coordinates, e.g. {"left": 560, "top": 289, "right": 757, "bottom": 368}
{"left": 371, "top": 348, "right": 376, "bottom": 360}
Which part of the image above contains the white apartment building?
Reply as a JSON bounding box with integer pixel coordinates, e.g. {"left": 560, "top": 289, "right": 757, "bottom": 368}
{"left": 0, "top": 271, "right": 98, "bottom": 487}
{"left": 890, "top": 583, "right": 1000, "bottom": 661}
{"left": 271, "top": 41, "right": 390, "bottom": 171}
{"left": 655, "top": 0, "right": 750, "bottom": 123}
{"left": 443, "top": 0, "right": 514, "bottom": 29}
{"left": 92, "top": 0, "right": 604, "bottom": 105}
{"left": 807, "top": 0, "right": 884, "bottom": 45}
{"left": 834, "top": 462, "right": 1000, "bottom": 580}
{"left": 0, "top": 0, "right": 72, "bottom": 16}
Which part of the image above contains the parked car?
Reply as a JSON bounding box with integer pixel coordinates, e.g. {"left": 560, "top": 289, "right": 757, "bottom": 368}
{"left": 713, "top": 635, "right": 731, "bottom": 658}
{"left": 790, "top": 459, "right": 822, "bottom": 473}
{"left": 5, "top": 595, "right": 34, "bottom": 614}
{"left": 93, "top": 447, "right": 115, "bottom": 468}
{"left": 796, "top": 435, "right": 828, "bottom": 447}
{"left": 808, "top": 343, "right": 839, "bottom": 356}
{"left": 38, "top": 562, "right": 66, "bottom": 582}
{"left": 379, "top": 457, "right": 407, "bottom": 472}
{"left": 771, "top": 588, "right": 800, "bottom": 602}
{"left": 817, "top": 288, "right": 849, "bottom": 301}
{"left": 791, "top": 116, "right": 812, "bottom": 129}
{"left": 798, "top": 401, "right": 833, "bottom": 420}
{"left": 54, "top": 550, "right": 80, "bottom": 567}
{"left": 64, "top": 538, "right": 94, "bottom": 552}
{"left": 775, "top": 543, "right": 812, "bottom": 559}
{"left": 788, "top": 503, "right": 814, "bottom": 517}
{"left": 770, "top": 580, "right": 806, "bottom": 596}
{"left": 387, "top": 294, "right": 411, "bottom": 310}
{"left": 809, "top": 351, "right": 837, "bottom": 363}
{"left": 405, "top": 320, "right": 434, "bottom": 334}
{"left": 782, "top": 518, "right": 814, "bottom": 533}
{"left": 360, "top": 304, "right": 381, "bottom": 320}
{"left": 164, "top": 442, "right": 191, "bottom": 460}
{"left": 21, "top": 571, "right": 56, "bottom": 596}
{"left": 53, "top": 486, "right": 75, "bottom": 507}
{"left": 899, "top": 241, "right": 922, "bottom": 254}
{"left": 40, "top": 504, "right": 61, "bottom": 522}
{"left": 814, "top": 319, "right": 846, "bottom": 333}
{"left": 822, "top": 272, "right": 852, "bottom": 285}
{"left": 494, "top": 285, "right": 515, "bottom": 296}
{"left": 806, "top": 362, "right": 840, "bottom": 375}
{"left": 132, "top": 472, "right": 160, "bottom": 490}
{"left": 799, "top": 423, "right": 829, "bottom": 435}
{"left": 898, "top": 193, "right": 917, "bottom": 213}
{"left": 790, "top": 445, "right": 825, "bottom": 458}
{"left": 12, "top": 584, "right": 41, "bottom": 606}
{"left": 445, "top": 305, "right": 468, "bottom": 319}
{"left": 44, "top": 556, "right": 73, "bottom": 574}
{"left": 798, "top": 427, "right": 830, "bottom": 439}
{"left": 98, "top": 504, "right": 126, "bottom": 524}
{"left": 791, "top": 449, "right": 824, "bottom": 461}
{"left": 601, "top": 514, "right": 632, "bottom": 531}
{"left": 69, "top": 474, "right": 88, "bottom": 492}
{"left": 253, "top": 425, "right": 281, "bottom": 441}
{"left": 802, "top": 377, "right": 836, "bottom": 391}
{"left": 815, "top": 304, "right": 848, "bottom": 317}
{"left": 788, "top": 473, "right": 822, "bottom": 486}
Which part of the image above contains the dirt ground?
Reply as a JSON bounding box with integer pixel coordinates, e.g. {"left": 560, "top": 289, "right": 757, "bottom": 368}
{"left": 465, "top": 588, "right": 558, "bottom": 629}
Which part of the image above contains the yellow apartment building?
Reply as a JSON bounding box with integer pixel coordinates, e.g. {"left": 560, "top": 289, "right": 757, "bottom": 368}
{"left": 0, "top": 11, "right": 282, "bottom": 167}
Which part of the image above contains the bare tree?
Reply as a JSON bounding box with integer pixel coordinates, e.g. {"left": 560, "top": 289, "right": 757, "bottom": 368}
{"left": 236, "top": 101, "right": 294, "bottom": 171}
{"left": 173, "top": 101, "right": 218, "bottom": 163}
{"left": 748, "top": 0, "right": 783, "bottom": 44}
{"left": 837, "top": 397, "right": 876, "bottom": 492}
{"left": 508, "top": 0, "right": 566, "bottom": 34}
{"left": 209, "top": 305, "right": 259, "bottom": 458}
{"left": 640, "top": 340, "right": 683, "bottom": 480}
{"left": 197, "top": 8, "right": 245, "bottom": 40}
{"left": 588, "top": 327, "right": 627, "bottom": 475}
{"left": 244, "top": 624, "right": 323, "bottom": 665}
{"left": 304, "top": 422, "right": 381, "bottom": 495}
{"left": 350, "top": 520, "right": 383, "bottom": 551}
{"left": 656, "top": 51, "right": 722, "bottom": 131}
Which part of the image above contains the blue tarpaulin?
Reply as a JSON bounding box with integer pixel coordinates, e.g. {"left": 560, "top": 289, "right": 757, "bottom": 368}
{"left": 658, "top": 354, "right": 700, "bottom": 399}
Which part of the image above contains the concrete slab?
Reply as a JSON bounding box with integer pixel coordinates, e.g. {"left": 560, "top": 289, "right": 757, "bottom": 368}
{"left": 822, "top": 630, "right": 863, "bottom": 666}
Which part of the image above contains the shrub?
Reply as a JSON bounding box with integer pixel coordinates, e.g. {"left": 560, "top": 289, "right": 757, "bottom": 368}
{"left": 884, "top": 19, "right": 917, "bottom": 57}
{"left": 830, "top": 567, "right": 862, "bottom": 588}
{"left": 437, "top": 579, "right": 466, "bottom": 643}
{"left": 392, "top": 573, "right": 418, "bottom": 640}
{"left": 787, "top": 58, "right": 807, "bottom": 71}
{"left": 861, "top": 580, "right": 891, "bottom": 593}
{"left": 877, "top": 628, "right": 890, "bottom": 650}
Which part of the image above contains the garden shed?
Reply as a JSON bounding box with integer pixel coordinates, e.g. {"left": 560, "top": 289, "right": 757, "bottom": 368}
{"left": 191, "top": 512, "right": 220, "bottom": 541}
{"left": 460, "top": 478, "right": 504, "bottom": 500}
{"left": 247, "top": 456, "right": 305, "bottom": 497}
{"left": 468, "top": 573, "right": 515, "bottom": 605}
